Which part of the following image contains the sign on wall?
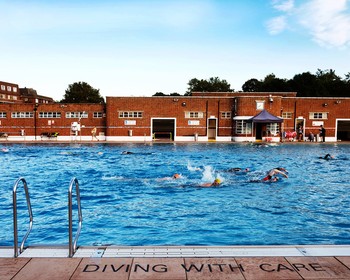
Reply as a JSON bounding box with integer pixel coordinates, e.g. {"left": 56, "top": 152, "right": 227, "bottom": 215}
{"left": 188, "top": 120, "right": 200, "bottom": 126}
{"left": 312, "top": 121, "right": 324, "bottom": 126}
{"left": 124, "top": 120, "right": 136, "bottom": 125}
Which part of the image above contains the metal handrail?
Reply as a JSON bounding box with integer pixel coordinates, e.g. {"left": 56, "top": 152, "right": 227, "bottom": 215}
{"left": 13, "top": 177, "right": 33, "bottom": 258}
{"left": 68, "top": 177, "right": 83, "bottom": 257}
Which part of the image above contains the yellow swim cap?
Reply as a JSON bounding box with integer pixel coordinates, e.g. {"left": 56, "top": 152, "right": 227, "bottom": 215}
{"left": 214, "top": 178, "right": 221, "bottom": 184}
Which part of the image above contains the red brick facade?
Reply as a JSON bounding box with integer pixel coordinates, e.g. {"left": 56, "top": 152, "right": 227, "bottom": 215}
{"left": 0, "top": 92, "right": 349, "bottom": 142}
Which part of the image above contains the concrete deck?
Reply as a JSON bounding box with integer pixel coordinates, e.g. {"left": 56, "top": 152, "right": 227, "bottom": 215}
{"left": 2, "top": 245, "right": 350, "bottom": 279}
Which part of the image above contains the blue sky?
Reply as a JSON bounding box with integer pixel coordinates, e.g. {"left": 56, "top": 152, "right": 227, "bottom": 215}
{"left": 1, "top": 0, "right": 350, "bottom": 100}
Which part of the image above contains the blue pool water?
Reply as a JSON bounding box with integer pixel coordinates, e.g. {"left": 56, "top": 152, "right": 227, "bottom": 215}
{"left": 0, "top": 142, "right": 349, "bottom": 247}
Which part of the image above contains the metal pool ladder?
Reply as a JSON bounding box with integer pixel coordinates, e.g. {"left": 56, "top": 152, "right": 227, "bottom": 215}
{"left": 68, "top": 177, "right": 83, "bottom": 258}
{"left": 12, "top": 177, "right": 83, "bottom": 258}
{"left": 13, "top": 177, "right": 33, "bottom": 258}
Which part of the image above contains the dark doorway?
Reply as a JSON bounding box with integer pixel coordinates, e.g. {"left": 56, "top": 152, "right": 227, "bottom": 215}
{"left": 337, "top": 120, "right": 350, "bottom": 141}
{"left": 255, "top": 123, "right": 263, "bottom": 140}
{"left": 152, "top": 119, "right": 175, "bottom": 140}
{"left": 208, "top": 118, "right": 217, "bottom": 140}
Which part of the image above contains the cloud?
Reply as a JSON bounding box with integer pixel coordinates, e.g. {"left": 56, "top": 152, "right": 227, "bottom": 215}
{"left": 266, "top": 16, "right": 287, "bottom": 35}
{"left": 297, "top": 0, "right": 350, "bottom": 48}
{"left": 267, "top": 0, "right": 350, "bottom": 48}
{"left": 271, "top": 0, "right": 294, "bottom": 12}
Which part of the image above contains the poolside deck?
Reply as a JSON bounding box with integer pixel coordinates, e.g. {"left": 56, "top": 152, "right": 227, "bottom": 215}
{"left": 2, "top": 245, "right": 350, "bottom": 279}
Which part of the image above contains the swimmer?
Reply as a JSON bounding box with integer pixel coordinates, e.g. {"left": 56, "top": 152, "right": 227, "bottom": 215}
{"left": 200, "top": 178, "right": 221, "bottom": 187}
{"left": 121, "top": 151, "right": 133, "bottom": 154}
{"left": 262, "top": 167, "right": 288, "bottom": 181}
{"left": 159, "top": 173, "right": 182, "bottom": 181}
{"left": 226, "top": 167, "right": 250, "bottom": 172}
{"left": 319, "top": 154, "right": 334, "bottom": 160}
{"left": 1, "top": 148, "right": 9, "bottom": 153}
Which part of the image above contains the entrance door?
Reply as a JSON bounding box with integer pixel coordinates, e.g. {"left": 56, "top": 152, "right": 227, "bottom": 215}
{"left": 255, "top": 123, "right": 263, "bottom": 140}
{"left": 152, "top": 118, "right": 175, "bottom": 140}
{"left": 208, "top": 118, "right": 217, "bottom": 140}
{"left": 295, "top": 118, "right": 305, "bottom": 141}
{"left": 337, "top": 120, "right": 350, "bottom": 141}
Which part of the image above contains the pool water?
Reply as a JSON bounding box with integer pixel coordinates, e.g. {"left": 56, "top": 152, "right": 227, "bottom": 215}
{"left": 0, "top": 142, "right": 349, "bottom": 246}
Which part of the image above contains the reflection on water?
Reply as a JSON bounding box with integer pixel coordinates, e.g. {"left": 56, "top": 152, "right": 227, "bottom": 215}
{"left": 0, "top": 142, "right": 349, "bottom": 246}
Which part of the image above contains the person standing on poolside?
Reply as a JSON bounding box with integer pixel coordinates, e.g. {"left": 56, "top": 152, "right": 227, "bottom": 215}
{"left": 320, "top": 125, "right": 326, "bottom": 142}
{"left": 91, "top": 127, "right": 99, "bottom": 141}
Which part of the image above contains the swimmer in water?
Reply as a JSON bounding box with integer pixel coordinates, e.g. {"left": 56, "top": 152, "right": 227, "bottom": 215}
{"left": 121, "top": 151, "right": 133, "bottom": 154}
{"left": 262, "top": 167, "right": 288, "bottom": 182}
{"left": 172, "top": 173, "right": 181, "bottom": 179}
{"left": 1, "top": 148, "right": 9, "bottom": 152}
{"left": 200, "top": 178, "right": 221, "bottom": 187}
{"left": 319, "top": 154, "right": 334, "bottom": 160}
{"left": 226, "top": 167, "right": 250, "bottom": 173}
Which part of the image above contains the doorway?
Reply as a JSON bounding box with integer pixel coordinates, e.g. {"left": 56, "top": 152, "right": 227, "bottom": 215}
{"left": 152, "top": 118, "right": 175, "bottom": 140}
{"left": 207, "top": 118, "right": 217, "bottom": 140}
{"left": 295, "top": 118, "right": 305, "bottom": 141}
{"left": 337, "top": 120, "right": 350, "bottom": 141}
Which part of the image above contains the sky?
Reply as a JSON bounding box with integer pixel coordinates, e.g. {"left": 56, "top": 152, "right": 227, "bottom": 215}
{"left": 1, "top": 0, "right": 350, "bottom": 101}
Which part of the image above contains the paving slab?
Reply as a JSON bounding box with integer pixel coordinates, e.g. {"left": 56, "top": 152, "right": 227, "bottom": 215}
{"left": 184, "top": 258, "right": 245, "bottom": 280}
{"left": 129, "top": 258, "right": 186, "bottom": 280}
{"left": 286, "top": 256, "right": 350, "bottom": 279}
{"left": 71, "top": 257, "right": 133, "bottom": 280}
{"left": 12, "top": 258, "right": 81, "bottom": 280}
{"left": 0, "top": 258, "right": 30, "bottom": 280}
{"left": 235, "top": 257, "right": 303, "bottom": 279}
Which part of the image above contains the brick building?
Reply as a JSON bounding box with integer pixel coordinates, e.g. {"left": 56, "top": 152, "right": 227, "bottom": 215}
{"left": 0, "top": 88, "right": 349, "bottom": 142}
{"left": 0, "top": 81, "right": 54, "bottom": 104}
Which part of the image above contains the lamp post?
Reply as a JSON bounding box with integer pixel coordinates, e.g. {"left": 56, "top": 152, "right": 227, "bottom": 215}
{"left": 33, "top": 103, "right": 38, "bottom": 141}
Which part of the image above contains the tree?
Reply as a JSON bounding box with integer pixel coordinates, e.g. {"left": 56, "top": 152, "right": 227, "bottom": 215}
{"left": 260, "top": 73, "right": 291, "bottom": 92}
{"left": 153, "top": 92, "right": 166, "bottom": 96}
{"left": 60, "top": 82, "right": 104, "bottom": 103}
{"left": 242, "top": 78, "right": 262, "bottom": 92}
{"left": 185, "top": 77, "right": 233, "bottom": 95}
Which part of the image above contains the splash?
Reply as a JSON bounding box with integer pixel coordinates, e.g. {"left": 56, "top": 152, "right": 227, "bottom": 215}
{"left": 201, "top": 165, "right": 215, "bottom": 182}
{"left": 187, "top": 161, "right": 202, "bottom": 172}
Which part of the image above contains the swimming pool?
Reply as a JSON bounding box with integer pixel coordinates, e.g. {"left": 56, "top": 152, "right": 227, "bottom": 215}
{"left": 0, "top": 142, "right": 349, "bottom": 247}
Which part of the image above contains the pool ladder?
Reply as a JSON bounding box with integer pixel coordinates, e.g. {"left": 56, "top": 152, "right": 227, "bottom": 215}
{"left": 12, "top": 177, "right": 83, "bottom": 258}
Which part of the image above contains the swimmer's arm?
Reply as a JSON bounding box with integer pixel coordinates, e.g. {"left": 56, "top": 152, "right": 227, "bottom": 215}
{"left": 275, "top": 169, "right": 288, "bottom": 178}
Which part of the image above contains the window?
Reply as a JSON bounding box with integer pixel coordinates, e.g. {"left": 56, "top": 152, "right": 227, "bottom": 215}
{"left": 93, "top": 112, "right": 104, "bottom": 118}
{"left": 11, "top": 112, "right": 34, "bottom": 118}
{"left": 221, "top": 112, "right": 231, "bottom": 119}
{"left": 7, "top": 86, "right": 12, "bottom": 92}
{"left": 66, "top": 112, "right": 88, "bottom": 118}
{"left": 118, "top": 111, "right": 143, "bottom": 118}
{"left": 256, "top": 101, "right": 264, "bottom": 110}
{"left": 185, "top": 112, "right": 204, "bottom": 118}
{"left": 13, "top": 87, "right": 17, "bottom": 92}
{"left": 0, "top": 112, "right": 7, "bottom": 118}
{"left": 0, "top": 94, "right": 5, "bottom": 99}
{"left": 266, "top": 123, "right": 280, "bottom": 136}
{"left": 235, "top": 120, "right": 252, "bottom": 134}
{"left": 282, "top": 112, "right": 292, "bottom": 119}
{"left": 0, "top": 85, "right": 5, "bottom": 91}
{"left": 39, "top": 112, "right": 61, "bottom": 118}
{"left": 309, "top": 112, "right": 328, "bottom": 119}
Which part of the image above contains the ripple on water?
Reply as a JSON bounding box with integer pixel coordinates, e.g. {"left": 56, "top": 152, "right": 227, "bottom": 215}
{"left": 1, "top": 143, "right": 350, "bottom": 246}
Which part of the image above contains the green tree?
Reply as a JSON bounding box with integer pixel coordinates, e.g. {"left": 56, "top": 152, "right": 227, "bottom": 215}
{"left": 60, "top": 82, "right": 105, "bottom": 103}
{"left": 242, "top": 78, "right": 262, "bottom": 92}
{"left": 153, "top": 92, "right": 166, "bottom": 96}
{"left": 185, "top": 77, "right": 233, "bottom": 95}
{"left": 260, "top": 74, "right": 291, "bottom": 92}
